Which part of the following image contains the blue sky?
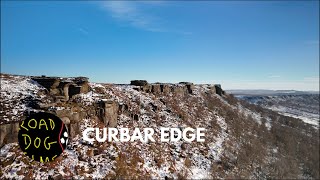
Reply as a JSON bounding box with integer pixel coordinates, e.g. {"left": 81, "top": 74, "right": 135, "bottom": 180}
{"left": 1, "top": 1, "right": 319, "bottom": 90}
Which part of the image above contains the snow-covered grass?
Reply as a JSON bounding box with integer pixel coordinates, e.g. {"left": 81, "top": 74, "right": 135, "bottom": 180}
{"left": 0, "top": 75, "right": 46, "bottom": 123}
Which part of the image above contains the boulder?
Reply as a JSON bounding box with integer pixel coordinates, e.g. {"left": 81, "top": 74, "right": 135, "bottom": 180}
{"left": 105, "top": 101, "right": 118, "bottom": 127}
{"left": 61, "top": 117, "right": 71, "bottom": 125}
{"left": 149, "top": 103, "right": 158, "bottom": 112}
{"left": 98, "top": 100, "right": 119, "bottom": 127}
{"left": 49, "top": 79, "right": 61, "bottom": 96}
{"left": 32, "top": 76, "right": 90, "bottom": 101}
{"left": 130, "top": 80, "right": 148, "bottom": 86}
{"left": 151, "top": 84, "right": 161, "bottom": 94}
{"left": 71, "top": 112, "right": 80, "bottom": 123}
{"left": 179, "top": 82, "right": 194, "bottom": 94}
{"left": 56, "top": 109, "right": 72, "bottom": 119}
{"left": 68, "top": 84, "right": 81, "bottom": 98}
{"left": 186, "top": 84, "right": 193, "bottom": 94}
{"left": 69, "top": 122, "right": 81, "bottom": 138}
{"left": 118, "top": 103, "right": 129, "bottom": 115}
{"left": 172, "top": 86, "right": 186, "bottom": 96}
{"left": 215, "top": 84, "right": 224, "bottom": 96}
{"left": 62, "top": 83, "right": 71, "bottom": 101}
{"left": 31, "top": 77, "right": 59, "bottom": 90}
{"left": 79, "top": 81, "right": 90, "bottom": 94}
{"left": 141, "top": 85, "right": 152, "bottom": 93}
{"left": 0, "top": 122, "right": 19, "bottom": 147}
{"left": 56, "top": 109, "right": 84, "bottom": 138}
{"left": 160, "top": 84, "right": 171, "bottom": 94}
{"left": 208, "top": 85, "right": 216, "bottom": 94}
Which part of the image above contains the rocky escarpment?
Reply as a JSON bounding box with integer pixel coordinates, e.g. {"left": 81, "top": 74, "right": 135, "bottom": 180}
{"left": 0, "top": 76, "right": 225, "bottom": 147}
{"left": 130, "top": 80, "right": 224, "bottom": 96}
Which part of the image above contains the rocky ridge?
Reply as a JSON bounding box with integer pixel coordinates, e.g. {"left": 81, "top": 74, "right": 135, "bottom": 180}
{"left": 0, "top": 74, "right": 319, "bottom": 179}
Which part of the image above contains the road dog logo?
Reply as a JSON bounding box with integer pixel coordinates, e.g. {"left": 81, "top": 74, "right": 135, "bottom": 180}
{"left": 18, "top": 112, "right": 68, "bottom": 162}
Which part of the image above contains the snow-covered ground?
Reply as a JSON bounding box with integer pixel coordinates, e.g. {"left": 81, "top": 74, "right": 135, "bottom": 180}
{"left": 0, "top": 74, "right": 47, "bottom": 123}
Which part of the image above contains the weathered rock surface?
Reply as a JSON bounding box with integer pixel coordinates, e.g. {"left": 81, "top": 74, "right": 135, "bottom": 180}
{"left": 130, "top": 80, "right": 148, "bottom": 86}
{"left": 118, "top": 103, "right": 129, "bottom": 115}
{"left": 0, "top": 122, "right": 19, "bottom": 147}
{"left": 172, "top": 85, "right": 187, "bottom": 96}
{"left": 214, "top": 84, "right": 225, "bottom": 96}
{"left": 151, "top": 84, "right": 161, "bottom": 94}
{"left": 32, "top": 76, "right": 90, "bottom": 102}
{"left": 97, "top": 99, "right": 119, "bottom": 127}
{"left": 134, "top": 82, "right": 197, "bottom": 97}
{"left": 55, "top": 107, "right": 89, "bottom": 138}
{"left": 179, "top": 82, "right": 194, "bottom": 94}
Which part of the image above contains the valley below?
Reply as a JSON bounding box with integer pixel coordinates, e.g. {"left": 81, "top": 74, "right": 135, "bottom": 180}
{"left": 228, "top": 90, "right": 319, "bottom": 128}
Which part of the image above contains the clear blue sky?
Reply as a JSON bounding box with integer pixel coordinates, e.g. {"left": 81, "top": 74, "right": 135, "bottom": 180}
{"left": 1, "top": 1, "right": 319, "bottom": 90}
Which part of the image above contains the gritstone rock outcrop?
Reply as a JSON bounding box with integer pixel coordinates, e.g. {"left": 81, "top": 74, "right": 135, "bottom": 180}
{"left": 0, "top": 76, "right": 225, "bottom": 147}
